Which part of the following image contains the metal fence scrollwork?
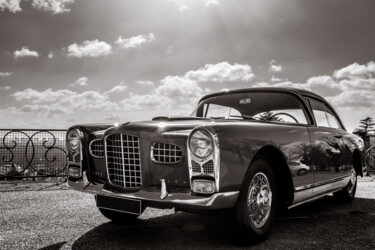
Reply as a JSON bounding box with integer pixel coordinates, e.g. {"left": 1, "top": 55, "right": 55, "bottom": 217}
{"left": 0, "top": 129, "right": 68, "bottom": 180}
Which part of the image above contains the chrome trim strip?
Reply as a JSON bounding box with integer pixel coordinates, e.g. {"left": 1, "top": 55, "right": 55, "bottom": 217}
{"left": 89, "top": 139, "right": 104, "bottom": 159}
{"left": 294, "top": 175, "right": 351, "bottom": 192}
{"left": 288, "top": 188, "right": 342, "bottom": 209}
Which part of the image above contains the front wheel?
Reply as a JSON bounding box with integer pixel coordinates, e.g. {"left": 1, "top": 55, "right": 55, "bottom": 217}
{"left": 98, "top": 207, "right": 140, "bottom": 225}
{"left": 236, "top": 157, "right": 277, "bottom": 244}
{"left": 333, "top": 167, "right": 357, "bottom": 203}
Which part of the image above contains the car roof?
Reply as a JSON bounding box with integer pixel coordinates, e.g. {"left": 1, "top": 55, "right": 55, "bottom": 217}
{"left": 199, "top": 87, "right": 325, "bottom": 103}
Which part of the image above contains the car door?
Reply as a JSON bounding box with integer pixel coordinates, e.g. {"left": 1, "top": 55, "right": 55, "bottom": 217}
{"left": 306, "top": 98, "right": 347, "bottom": 194}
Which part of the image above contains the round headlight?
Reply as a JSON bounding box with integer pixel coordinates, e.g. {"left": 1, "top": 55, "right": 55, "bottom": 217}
{"left": 189, "top": 129, "right": 213, "bottom": 158}
{"left": 66, "top": 128, "right": 82, "bottom": 153}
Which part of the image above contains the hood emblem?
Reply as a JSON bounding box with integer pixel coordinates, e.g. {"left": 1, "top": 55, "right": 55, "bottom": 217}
{"left": 239, "top": 98, "right": 251, "bottom": 104}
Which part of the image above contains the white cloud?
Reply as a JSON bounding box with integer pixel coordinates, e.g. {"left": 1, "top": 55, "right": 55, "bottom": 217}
{"left": 69, "top": 77, "right": 88, "bottom": 88}
{"left": 184, "top": 62, "right": 255, "bottom": 82}
{"left": 31, "top": 0, "right": 74, "bottom": 14}
{"left": 271, "top": 76, "right": 287, "bottom": 82}
{"left": 0, "top": 0, "right": 74, "bottom": 14}
{"left": 168, "top": 0, "right": 189, "bottom": 11}
{"left": 269, "top": 60, "right": 283, "bottom": 73}
{"left": 334, "top": 61, "right": 375, "bottom": 80}
{"left": 121, "top": 94, "right": 174, "bottom": 111}
{"left": 105, "top": 113, "right": 123, "bottom": 122}
{"left": 177, "top": 3, "right": 188, "bottom": 11}
{"left": 156, "top": 76, "right": 203, "bottom": 98}
{"left": 13, "top": 88, "right": 75, "bottom": 103}
{"left": 256, "top": 75, "right": 341, "bottom": 96}
{"left": 202, "top": 0, "right": 219, "bottom": 7}
{"left": 11, "top": 88, "right": 119, "bottom": 115}
{"left": 169, "top": 0, "right": 218, "bottom": 11}
{"left": 0, "top": 72, "right": 13, "bottom": 77}
{"left": 0, "top": 0, "right": 21, "bottom": 13}
{"left": 67, "top": 39, "right": 112, "bottom": 58}
{"left": 252, "top": 61, "right": 375, "bottom": 131}
{"left": 103, "top": 82, "right": 128, "bottom": 102}
{"left": 19, "top": 104, "right": 67, "bottom": 114}
{"left": 136, "top": 80, "right": 154, "bottom": 86}
{"left": 0, "top": 86, "right": 11, "bottom": 90}
{"left": 48, "top": 51, "right": 54, "bottom": 58}
{"left": 269, "top": 64, "right": 282, "bottom": 72}
{"left": 119, "top": 62, "right": 253, "bottom": 112}
{"left": 326, "top": 90, "right": 374, "bottom": 108}
{"left": 13, "top": 47, "right": 39, "bottom": 59}
{"left": 115, "top": 33, "right": 156, "bottom": 49}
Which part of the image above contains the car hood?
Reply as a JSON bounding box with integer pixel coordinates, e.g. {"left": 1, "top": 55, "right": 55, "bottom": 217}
{"left": 103, "top": 117, "right": 258, "bottom": 136}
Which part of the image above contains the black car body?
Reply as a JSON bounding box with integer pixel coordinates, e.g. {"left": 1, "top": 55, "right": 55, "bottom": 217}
{"left": 66, "top": 87, "right": 365, "bottom": 241}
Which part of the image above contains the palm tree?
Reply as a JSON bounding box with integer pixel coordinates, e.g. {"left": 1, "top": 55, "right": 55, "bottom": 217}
{"left": 353, "top": 117, "right": 375, "bottom": 139}
{"left": 359, "top": 117, "right": 375, "bottom": 132}
{"left": 259, "top": 111, "right": 283, "bottom": 122}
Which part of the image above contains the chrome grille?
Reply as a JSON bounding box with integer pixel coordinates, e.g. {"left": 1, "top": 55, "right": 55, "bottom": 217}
{"left": 152, "top": 142, "right": 182, "bottom": 163}
{"left": 90, "top": 139, "right": 104, "bottom": 158}
{"left": 202, "top": 160, "right": 214, "bottom": 174}
{"left": 191, "top": 161, "right": 201, "bottom": 173}
{"left": 191, "top": 160, "right": 214, "bottom": 174}
{"left": 106, "top": 134, "right": 142, "bottom": 188}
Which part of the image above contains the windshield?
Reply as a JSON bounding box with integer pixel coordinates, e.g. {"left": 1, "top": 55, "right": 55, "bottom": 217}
{"left": 191, "top": 91, "right": 310, "bottom": 124}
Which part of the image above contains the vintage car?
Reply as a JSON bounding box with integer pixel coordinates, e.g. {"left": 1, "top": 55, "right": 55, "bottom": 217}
{"left": 66, "top": 87, "right": 365, "bottom": 243}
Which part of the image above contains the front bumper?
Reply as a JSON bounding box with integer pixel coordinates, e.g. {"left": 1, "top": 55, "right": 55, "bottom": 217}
{"left": 68, "top": 172, "right": 239, "bottom": 211}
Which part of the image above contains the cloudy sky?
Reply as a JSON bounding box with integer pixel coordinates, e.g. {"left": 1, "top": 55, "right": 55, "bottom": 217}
{"left": 0, "top": 0, "right": 374, "bottom": 131}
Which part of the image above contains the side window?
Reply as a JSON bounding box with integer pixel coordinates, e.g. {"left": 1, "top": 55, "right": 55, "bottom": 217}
{"left": 325, "top": 107, "right": 341, "bottom": 129}
{"left": 313, "top": 110, "right": 329, "bottom": 127}
{"left": 309, "top": 99, "right": 329, "bottom": 127}
{"left": 308, "top": 98, "right": 342, "bottom": 129}
{"left": 253, "top": 109, "right": 308, "bottom": 124}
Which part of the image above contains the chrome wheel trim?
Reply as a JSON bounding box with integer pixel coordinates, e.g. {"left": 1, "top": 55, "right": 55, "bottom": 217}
{"left": 348, "top": 167, "right": 357, "bottom": 193}
{"left": 247, "top": 172, "right": 272, "bottom": 228}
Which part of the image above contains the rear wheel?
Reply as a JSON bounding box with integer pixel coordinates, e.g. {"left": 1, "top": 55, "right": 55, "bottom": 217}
{"left": 98, "top": 208, "right": 140, "bottom": 225}
{"left": 236, "top": 157, "right": 277, "bottom": 244}
{"left": 333, "top": 167, "right": 357, "bottom": 203}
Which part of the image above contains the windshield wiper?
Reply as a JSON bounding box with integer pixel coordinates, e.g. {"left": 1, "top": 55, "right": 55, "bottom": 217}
{"left": 229, "top": 115, "right": 257, "bottom": 120}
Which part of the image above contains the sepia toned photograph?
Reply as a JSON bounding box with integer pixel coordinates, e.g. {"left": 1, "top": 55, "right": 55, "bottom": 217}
{"left": 1, "top": 0, "right": 375, "bottom": 249}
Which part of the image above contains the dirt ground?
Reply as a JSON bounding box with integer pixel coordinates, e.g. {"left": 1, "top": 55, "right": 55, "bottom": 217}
{"left": 1, "top": 177, "right": 375, "bottom": 249}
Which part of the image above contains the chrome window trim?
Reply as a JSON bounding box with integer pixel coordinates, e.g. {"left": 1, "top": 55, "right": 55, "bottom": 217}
{"left": 151, "top": 142, "right": 183, "bottom": 164}
{"left": 89, "top": 139, "right": 104, "bottom": 159}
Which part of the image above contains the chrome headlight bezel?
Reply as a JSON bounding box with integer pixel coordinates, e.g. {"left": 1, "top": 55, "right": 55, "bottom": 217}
{"left": 188, "top": 129, "right": 214, "bottom": 159}
{"left": 187, "top": 127, "right": 220, "bottom": 193}
{"left": 66, "top": 128, "right": 83, "bottom": 153}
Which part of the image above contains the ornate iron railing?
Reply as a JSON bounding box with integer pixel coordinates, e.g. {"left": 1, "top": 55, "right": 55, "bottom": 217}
{"left": 0, "top": 129, "right": 68, "bottom": 179}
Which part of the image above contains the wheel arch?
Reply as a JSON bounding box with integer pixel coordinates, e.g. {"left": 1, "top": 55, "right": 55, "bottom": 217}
{"left": 243, "top": 145, "right": 294, "bottom": 208}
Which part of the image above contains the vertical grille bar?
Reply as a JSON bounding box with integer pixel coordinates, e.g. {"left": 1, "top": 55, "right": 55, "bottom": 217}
{"left": 106, "top": 134, "right": 142, "bottom": 188}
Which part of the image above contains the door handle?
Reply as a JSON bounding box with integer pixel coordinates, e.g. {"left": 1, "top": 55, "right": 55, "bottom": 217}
{"left": 334, "top": 134, "right": 343, "bottom": 139}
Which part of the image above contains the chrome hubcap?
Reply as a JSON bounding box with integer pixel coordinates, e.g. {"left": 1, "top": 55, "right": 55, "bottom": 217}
{"left": 348, "top": 168, "right": 357, "bottom": 193}
{"left": 247, "top": 172, "right": 272, "bottom": 228}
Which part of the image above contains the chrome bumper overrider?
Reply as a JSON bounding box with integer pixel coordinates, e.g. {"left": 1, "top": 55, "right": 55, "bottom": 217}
{"left": 68, "top": 172, "right": 239, "bottom": 210}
